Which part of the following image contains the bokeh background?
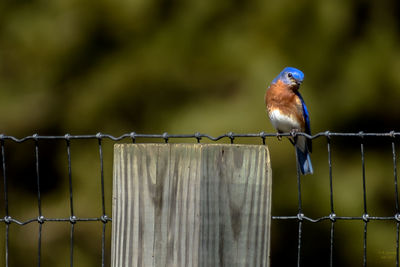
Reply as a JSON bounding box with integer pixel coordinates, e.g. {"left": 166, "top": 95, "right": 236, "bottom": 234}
{"left": 1, "top": 0, "right": 400, "bottom": 266}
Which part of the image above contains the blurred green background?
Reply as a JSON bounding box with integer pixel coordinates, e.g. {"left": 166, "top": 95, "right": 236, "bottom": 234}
{"left": 1, "top": 0, "right": 400, "bottom": 266}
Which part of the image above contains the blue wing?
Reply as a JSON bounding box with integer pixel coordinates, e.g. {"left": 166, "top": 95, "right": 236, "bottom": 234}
{"left": 295, "top": 91, "right": 312, "bottom": 152}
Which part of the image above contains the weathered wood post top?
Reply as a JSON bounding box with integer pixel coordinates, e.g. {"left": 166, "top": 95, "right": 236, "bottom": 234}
{"left": 112, "top": 143, "right": 272, "bottom": 267}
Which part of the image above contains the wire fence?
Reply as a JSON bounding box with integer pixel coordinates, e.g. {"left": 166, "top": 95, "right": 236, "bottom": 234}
{"left": 0, "top": 131, "right": 399, "bottom": 266}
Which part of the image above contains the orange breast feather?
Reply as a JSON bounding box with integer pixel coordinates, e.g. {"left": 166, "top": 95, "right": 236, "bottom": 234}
{"left": 265, "top": 80, "right": 305, "bottom": 130}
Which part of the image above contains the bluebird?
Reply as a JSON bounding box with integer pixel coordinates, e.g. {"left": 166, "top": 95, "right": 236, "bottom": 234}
{"left": 265, "top": 67, "right": 313, "bottom": 175}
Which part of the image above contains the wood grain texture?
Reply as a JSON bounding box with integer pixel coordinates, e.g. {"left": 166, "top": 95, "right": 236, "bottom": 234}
{"left": 111, "top": 144, "right": 272, "bottom": 267}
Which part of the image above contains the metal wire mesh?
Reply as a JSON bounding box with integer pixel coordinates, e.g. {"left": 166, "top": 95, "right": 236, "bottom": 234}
{"left": 0, "top": 131, "right": 399, "bottom": 266}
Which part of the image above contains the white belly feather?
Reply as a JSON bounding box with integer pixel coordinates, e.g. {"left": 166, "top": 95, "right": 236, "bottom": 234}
{"left": 269, "top": 109, "right": 300, "bottom": 133}
{"left": 268, "top": 109, "right": 307, "bottom": 152}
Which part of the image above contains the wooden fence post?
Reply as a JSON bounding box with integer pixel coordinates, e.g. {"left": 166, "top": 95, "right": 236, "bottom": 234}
{"left": 111, "top": 143, "right": 272, "bottom": 267}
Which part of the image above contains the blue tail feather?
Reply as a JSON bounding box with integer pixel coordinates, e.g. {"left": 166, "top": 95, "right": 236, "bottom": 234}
{"left": 296, "top": 147, "right": 313, "bottom": 175}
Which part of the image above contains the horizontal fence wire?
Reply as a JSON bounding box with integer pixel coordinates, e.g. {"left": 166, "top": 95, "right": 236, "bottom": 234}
{"left": 0, "top": 131, "right": 399, "bottom": 142}
{"left": 1, "top": 131, "right": 400, "bottom": 223}
{"left": 0, "top": 131, "right": 399, "bottom": 267}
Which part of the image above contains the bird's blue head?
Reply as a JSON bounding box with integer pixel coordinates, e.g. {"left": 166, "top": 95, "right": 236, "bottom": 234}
{"left": 272, "top": 67, "right": 304, "bottom": 87}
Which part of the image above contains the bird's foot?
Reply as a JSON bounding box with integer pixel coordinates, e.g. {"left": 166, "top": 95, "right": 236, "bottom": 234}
{"left": 289, "top": 129, "right": 299, "bottom": 145}
{"left": 290, "top": 129, "right": 299, "bottom": 137}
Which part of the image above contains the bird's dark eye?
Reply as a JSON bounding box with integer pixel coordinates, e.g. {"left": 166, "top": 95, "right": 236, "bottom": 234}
{"left": 287, "top": 73, "right": 293, "bottom": 78}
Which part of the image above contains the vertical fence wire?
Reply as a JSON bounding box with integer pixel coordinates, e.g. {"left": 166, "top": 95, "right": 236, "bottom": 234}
{"left": 97, "top": 134, "right": 107, "bottom": 267}
{"left": 393, "top": 139, "right": 399, "bottom": 216}
{"left": 392, "top": 135, "right": 400, "bottom": 267}
{"left": 1, "top": 138, "right": 9, "bottom": 267}
{"left": 34, "top": 137, "right": 43, "bottom": 267}
{"left": 294, "top": 143, "right": 303, "bottom": 267}
{"left": 360, "top": 133, "right": 368, "bottom": 267}
{"left": 327, "top": 134, "right": 335, "bottom": 267}
{"left": 66, "top": 137, "right": 75, "bottom": 267}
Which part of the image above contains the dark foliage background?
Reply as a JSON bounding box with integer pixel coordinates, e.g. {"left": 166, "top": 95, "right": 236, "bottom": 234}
{"left": 1, "top": 0, "right": 400, "bottom": 265}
